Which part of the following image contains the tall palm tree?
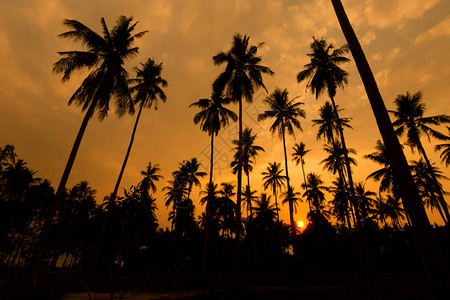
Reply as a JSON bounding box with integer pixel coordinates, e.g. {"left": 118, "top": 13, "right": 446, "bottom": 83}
{"left": 321, "top": 140, "right": 356, "bottom": 178}
{"left": 354, "top": 182, "right": 376, "bottom": 221}
{"left": 242, "top": 185, "right": 258, "bottom": 219}
{"left": 138, "top": 162, "right": 163, "bottom": 197}
{"left": 297, "top": 37, "right": 360, "bottom": 224}
{"left": 313, "top": 101, "right": 352, "bottom": 143}
{"left": 411, "top": 159, "right": 449, "bottom": 224}
{"left": 262, "top": 162, "right": 286, "bottom": 222}
{"left": 329, "top": 179, "right": 352, "bottom": 228}
{"left": 34, "top": 16, "right": 146, "bottom": 273}
{"left": 258, "top": 88, "right": 306, "bottom": 232}
{"left": 330, "top": 0, "right": 449, "bottom": 289}
{"left": 389, "top": 91, "right": 450, "bottom": 222}
{"left": 213, "top": 34, "right": 273, "bottom": 266}
{"left": 230, "top": 128, "right": 264, "bottom": 214}
{"left": 173, "top": 158, "right": 207, "bottom": 202}
{"left": 217, "top": 183, "right": 236, "bottom": 238}
{"left": 254, "top": 193, "right": 278, "bottom": 229}
{"left": 190, "top": 88, "right": 237, "bottom": 270}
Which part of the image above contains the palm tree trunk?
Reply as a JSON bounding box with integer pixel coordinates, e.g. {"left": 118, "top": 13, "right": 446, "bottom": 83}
{"left": 32, "top": 98, "right": 98, "bottom": 281}
{"left": 89, "top": 101, "right": 145, "bottom": 272}
{"left": 282, "top": 126, "right": 295, "bottom": 233}
{"left": 331, "top": 0, "right": 450, "bottom": 294}
{"left": 234, "top": 97, "right": 243, "bottom": 277}
{"left": 416, "top": 140, "right": 450, "bottom": 224}
{"left": 247, "top": 173, "right": 258, "bottom": 267}
{"left": 202, "top": 133, "right": 215, "bottom": 272}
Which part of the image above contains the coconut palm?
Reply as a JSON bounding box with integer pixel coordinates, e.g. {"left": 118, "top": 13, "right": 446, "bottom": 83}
{"left": 258, "top": 88, "right": 306, "bottom": 232}
{"left": 354, "top": 182, "right": 376, "bottom": 221}
{"left": 330, "top": 0, "right": 448, "bottom": 289}
{"left": 217, "top": 183, "right": 236, "bottom": 237}
{"left": 242, "top": 185, "right": 258, "bottom": 219}
{"left": 190, "top": 88, "right": 237, "bottom": 187}
{"left": 313, "top": 101, "right": 352, "bottom": 143}
{"left": 262, "top": 162, "right": 286, "bottom": 222}
{"left": 389, "top": 91, "right": 450, "bottom": 223}
{"left": 297, "top": 37, "right": 359, "bottom": 224}
{"left": 292, "top": 142, "right": 311, "bottom": 186}
{"left": 138, "top": 162, "right": 163, "bottom": 197}
{"left": 35, "top": 16, "right": 146, "bottom": 272}
{"left": 254, "top": 193, "right": 278, "bottom": 229}
{"left": 321, "top": 140, "right": 356, "bottom": 178}
{"left": 435, "top": 127, "right": 450, "bottom": 166}
{"left": 281, "top": 186, "right": 302, "bottom": 216}
{"left": 190, "top": 88, "right": 237, "bottom": 269}
{"left": 302, "top": 173, "right": 327, "bottom": 219}
{"left": 364, "top": 140, "right": 398, "bottom": 196}
{"left": 213, "top": 34, "right": 273, "bottom": 262}
{"left": 329, "top": 179, "right": 352, "bottom": 227}
{"left": 411, "top": 159, "right": 449, "bottom": 224}
{"left": 173, "top": 158, "right": 207, "bottom": 201}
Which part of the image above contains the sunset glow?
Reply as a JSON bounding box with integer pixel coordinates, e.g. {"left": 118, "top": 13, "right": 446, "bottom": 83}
{"left": 297, "top": 221, "right": 304, "bottom": 228}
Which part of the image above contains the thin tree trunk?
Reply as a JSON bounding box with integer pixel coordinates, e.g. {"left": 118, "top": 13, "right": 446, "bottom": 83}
{"left": 234, "top": 97, "right": 243, "bottom": 277}
{"left": 90, "top": 102, "right": 145, "bottom": 272}
{"left": 247, "top": 174, "right": 258, "bottom": 267}
{"left": 32, "top": 98, "right": 98, "bottom": 281}
{"left": 202, "top": 133, "right": 215, "bottom": 272}
{"left": 282, "top": 127, "right": 295, "bottom": 233}
{"left": 331, "top": 0, "right": 450, "bottom": 295}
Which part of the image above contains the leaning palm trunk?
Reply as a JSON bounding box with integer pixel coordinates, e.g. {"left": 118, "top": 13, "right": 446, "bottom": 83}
{"left": 32, "top": 98, "right": 98, "bottom": 281}
{"left": 416, "top": 141, "right": 450, "bottom": 224}
{"left": 90, "top": 101, "right": 145, "bottom": 272}
{"left": 331, "top": 0, "right": 449, "bottom": 294}
{"left": 281, "top": 126, "right": 295, "bottom": 233}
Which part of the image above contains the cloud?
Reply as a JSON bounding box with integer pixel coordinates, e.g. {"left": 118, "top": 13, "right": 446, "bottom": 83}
{"left": 415, "top": 16, "right": 450, "bottom": 44}
{"left": 364, "top": 0, "right": 440, "bottom": 29}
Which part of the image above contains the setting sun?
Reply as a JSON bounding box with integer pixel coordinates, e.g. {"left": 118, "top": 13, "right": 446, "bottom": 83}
{"left": 297, "top": 221, "right": 305, "bottom": 228}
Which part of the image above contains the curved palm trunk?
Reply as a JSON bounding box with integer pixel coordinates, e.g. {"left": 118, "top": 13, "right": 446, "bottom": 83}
{"left": 281, "top": 127, "right": 295, "bottom": 233}
{"left": 234, "top": 97, "right": 243, "bottom": 277}
{"left": 416, "top": 140, "right": 450, "bottom": 224}
{"left": 90, "top": 101, "right": 145, "bottom": 272}
{"left": 202, "top": 133, "right": 214, "bottom": 271}
{"left": 331, "top": 0, "right": 450, "bottom": 294}
{"left": 32, "top": 98, "right": 98, "bottom": 281}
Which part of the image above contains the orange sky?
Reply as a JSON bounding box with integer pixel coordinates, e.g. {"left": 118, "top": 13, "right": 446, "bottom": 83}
{"left": 1, "top": 0, "right": 449, "bottom": 228}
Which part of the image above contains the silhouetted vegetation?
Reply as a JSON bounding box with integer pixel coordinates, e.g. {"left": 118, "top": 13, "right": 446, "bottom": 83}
{"left": 1, "top": 8, "right": 450, "bottom": 299}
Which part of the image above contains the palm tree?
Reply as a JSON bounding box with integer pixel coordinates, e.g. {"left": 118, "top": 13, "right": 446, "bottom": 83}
{"left": 138, "top": 162, "right": 163, "bottom": 197}
{"left": 354, "top": 182, "right": 376, "bottom": 221}
{"left": 281, "top": 186, "right": 302, "bottom": 219}
{"left": 321, "top": 140, "right": 356, "bottom": 178}
{"left": 329, "top": 179, "right": 352, "bottom": 228}
{"left": 435, "top": 127, "right": 450, "bottom": 166}
{"left": 217, "top": 183, "right": 236, "bottom": 238}
{"left": 375, "top": 195, "right": 405, "bottom": 229}
{"left": 302, "top": 173, "right": 327, "bottom": 220}
{"left": 190, "top": 89, "right": 236, "bottom": 270}
{"left": 262, "top": 162, "right": 286, "bottom": 222}
{"left": 364, "top": 140, "right": 398, "bottom": 196}
{"left": 258, "top": 88, "right": 306, "bottom": 232}
{"left": 292, "top": 142, "right": 311, "bottom": 186}
{"left": 230, "top": 128, "right": 264, "bottom": 216}
{"left": 390, "top": 91, "right": 450, "bottom": 222}
{"left": 411, "top": 159, "right": 449, "bottom": 224}
{"left": 330, "top": 0, "right": 449, "bottom": 289}
{"left": 242, "top": 185, "right": 258, "bottom": 219}
{"left": 254, "top": 193, "right": 278, "bottom": 229}
{"left": 297, "top": 37, "right": 360, "bottom": 224}
{"left": 313, "top": 101, "right": 352, "bottom": 143}
{"left": 213, "top": 34, "right": 273, "bottom": 266}
{"left": 34, "top": 16, "right": 146, "bottom": 273}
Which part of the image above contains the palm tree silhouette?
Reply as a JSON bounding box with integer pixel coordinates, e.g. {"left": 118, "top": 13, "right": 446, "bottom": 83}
{"left": 230, "top": 128, "right": 264, "bottom": 217}
{"left": 354, "top": 182, "right": 376, "bottom": 222}
{"left": 217, "top": 183, "right": 236, "bottom": 238}
{"left": 258, "top": 88, "right": 306, "bottom": 232}
{"left": 411, "top": 159, "right": 449, "bottom": 224}
{"left": 389, "top": 91, "right": 450, "bottom": 223}
{"left": 435, "top": 127, "right": 450, "bottom": 166}
{"left": 330, "top": 1, "right": 449, "bottom": 289}
{"left": 213, "top": 34, "right": 273, "bottom": 267}
{"left": 313, "top": 101, "right": 352, "bottom": 143}
{"left": 254, "top": 193, "right": 278, "bottom": 229}
{"left": 262, "top": 162, "right": 286, "bottom": 222}
{"left": 34, "top": 16, "right": 146, "bottom": 273}
{"left": 302, "top": 173, "right": 327, "bottom": 221}
{"left": 297, "top": 37, "right": 360, "bottom": 224}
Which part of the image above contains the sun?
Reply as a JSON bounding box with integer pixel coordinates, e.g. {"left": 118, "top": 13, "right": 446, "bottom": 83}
{"left": 297, "top": 220, "right": 304, "bottom": 228}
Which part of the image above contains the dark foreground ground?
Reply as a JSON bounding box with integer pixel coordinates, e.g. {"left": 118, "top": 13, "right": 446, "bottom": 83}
{"left": 0, "top": 269, "right": 434, "bottom": 300}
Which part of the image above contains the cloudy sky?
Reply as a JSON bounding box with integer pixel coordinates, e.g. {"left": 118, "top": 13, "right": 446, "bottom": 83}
{"left": 1, "top": 0, "right": 449, "bottom": 228}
